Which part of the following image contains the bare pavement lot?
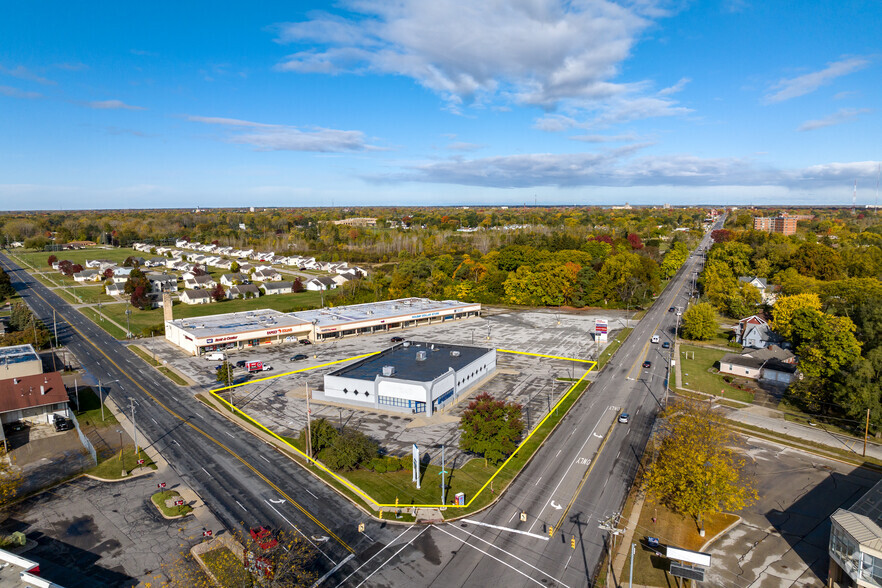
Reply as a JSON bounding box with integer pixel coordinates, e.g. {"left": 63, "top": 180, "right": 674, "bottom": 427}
{"left": 701, "top": 437, "right": 881, "bottom": 588}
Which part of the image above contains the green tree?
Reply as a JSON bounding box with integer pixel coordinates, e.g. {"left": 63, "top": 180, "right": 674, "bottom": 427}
{"left": 0, "top": 269, "right": 15, "bottom": 300}
{"left": 834, "top": 348, "right": 882, "bottom": 431}
{"left": 680, "top": 302, "right": 717, "bottom": 341}
{"left": 321, "top": 430, "right": 378, "bottom": 471}
{"left": 299, "top": 418, "right": 339, "bottom": 455}
{"left": 642, "top": 401, "right": 757, "bottom": 527}
{"left": 789, "top": 308, "right": 862, "bottom": 379}
{"left": 771, "top": 293, "right": 822, "bottom": 340}
{"left": 458, "top": 392, "right": 524, "bottom": 466}
{"left": 216, "top": 361, "right": 234, "bottom": 385}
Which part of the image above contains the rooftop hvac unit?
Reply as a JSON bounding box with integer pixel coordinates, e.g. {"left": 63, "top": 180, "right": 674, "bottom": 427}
{"left": 430, "top": 344, "right": 435, "bottom": 350}
{"left": 416, "top": 350, "right": 427, "bottom": 361}
{"left": 382, "top": 365, "right": 395, "bottom": 377}
{"left": 402, "top": 341, "right": 411, "bottom": 348}
{"left": 450, "top": 350, "right": 460, "bottom": 357}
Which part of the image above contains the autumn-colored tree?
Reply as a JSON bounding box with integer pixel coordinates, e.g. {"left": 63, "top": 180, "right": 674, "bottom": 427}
{"left": 627, "top": 233, "right": 644, "bottom": 250}
{"left": 58, "top": 260, "right": 73, "bottom": 276}
{"left": 130, "top": 285, "right": 150, "bottom": 310}
{"left": 47, "top": 254, "right": 57, "bottom": 266}
{"left": 771, "top": 293, "right": 822, "bottom": 340}
{"left": 680, "top": 302, "right": 717, "bottom": 340}
{"left": 459, "top": 392, "right": 524, "bottom": 466}
{"left": 211, "top": 283, "right": 226, "bottom": 302}
{"left": 642, "top": 401, "right": 757, "bottom": 528}
{"left": 292, "top": 277, "right": 304, "bottom": 293}
{"left": 0, "top": 453, "right": 22, "bottom": 510}
{"left": 710, "top": 229, "right": 735, "bottom": 243}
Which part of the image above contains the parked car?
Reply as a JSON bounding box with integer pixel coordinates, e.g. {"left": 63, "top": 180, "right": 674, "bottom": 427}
{"left": 260, "top": 365, "right": 273, "bottom": 372}
{"left": 642, "top": 360, "right": 652, "bottom": 368}
{"left": 618, "top": 413, "right": 630, "bottom": 424}
{"left": 235, "top": 360, "right": 247, "bottom": 369}
{"left": 291, "top": 354, "right": 308, "bottom": 361}
{"left": 3, "top": 421, "right": 27, "bottom": 434}
{"left": 299, "top": 339, "right": 312, "bottom": 345}
{"left": 54, "top": 417, "right": 72, "bottom": 432}
{"left": 391, "top": 336, "right": 405, "bottom": 343}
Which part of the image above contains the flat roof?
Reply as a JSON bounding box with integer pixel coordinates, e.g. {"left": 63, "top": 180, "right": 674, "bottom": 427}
{"left": 330, "top": 341, "right": 490, "bottom": 382}
{"left": 167, "top": 309, "right": 311, "bottom": 340}
{"left": 293, "top": 298, "right": 477, "bottom": 329}
{"left": 0, "top": 344, "right": 39, "bottom": 367}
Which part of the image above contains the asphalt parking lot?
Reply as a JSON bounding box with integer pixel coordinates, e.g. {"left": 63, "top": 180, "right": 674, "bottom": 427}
{"left": 1, "top": 474, "right": 210, "bottom": 587}
{"left": 703, "top": 437, "right": 881, "bottom": 587}
{"left": 146, "top": 309, "right": 630, "bottom": 465}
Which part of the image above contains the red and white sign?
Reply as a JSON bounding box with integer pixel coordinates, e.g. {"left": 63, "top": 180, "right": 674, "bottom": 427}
{"left": 157, "top": 482, "right": 167, "bottom": 489}
{"left": 246, "top": 361, "right": 263, "bottom": 372}
{"left": 595, "top": 319, "right": 608, "bottom": 343}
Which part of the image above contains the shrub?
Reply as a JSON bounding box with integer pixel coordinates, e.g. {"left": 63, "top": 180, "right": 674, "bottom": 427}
{"left": 322, "top": 430, "right": 379, "bottom": 471}
{"left": 386, "top": 457, "right": 402, "bottom": 472}
{"left": 372, "top": 460, "right": 387, "bottom": 473}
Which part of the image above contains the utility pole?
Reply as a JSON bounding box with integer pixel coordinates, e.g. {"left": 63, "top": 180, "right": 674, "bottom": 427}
{"left": 51, "top": 309, "right": 58, "bottom": 371}
{"left": 439, "top": 444, "right": 448, "bottom": 505}
{"left": 629, "top": 542, "right": 636, "bottom": 588}
{"left": 305, "top": 381, "right": 312, "bottom": 462}
{"left": 130, "top": 398, "right": 139, "bottom": 459}
{"left": 864, "top": 409, "right": 871, "bottom": 457}
{"left": 151, "top": 330, "right": 155, "bottom": 363}
{"left": 99, "top": 379, "right": 105, "bottom": 422}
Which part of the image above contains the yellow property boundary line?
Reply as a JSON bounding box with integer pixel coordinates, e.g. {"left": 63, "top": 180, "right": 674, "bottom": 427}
{"left": 210, "top": 349, "right": 597, "bottom": 510}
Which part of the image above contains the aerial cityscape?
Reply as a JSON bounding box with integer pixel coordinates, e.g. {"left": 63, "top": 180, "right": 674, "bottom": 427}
{"left": 1, "top": 2, "right": 881, "bottom": 588}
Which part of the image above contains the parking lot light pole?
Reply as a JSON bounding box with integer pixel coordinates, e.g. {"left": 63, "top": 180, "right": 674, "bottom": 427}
{"left": 98, "top": 379, "right": 119, "bottom": 422}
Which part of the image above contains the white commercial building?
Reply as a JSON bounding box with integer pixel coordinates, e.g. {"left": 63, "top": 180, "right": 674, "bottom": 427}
{"left": 319, "top": 341, "right": 496, "bottom": 416}
{"left": 164, "top": 298, "right": 481, "bottom": 356}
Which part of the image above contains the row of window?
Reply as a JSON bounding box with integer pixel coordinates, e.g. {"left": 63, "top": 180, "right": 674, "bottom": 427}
{"left": 341, "top": 387, "right": 370, "bottom": 398}
{"left": 457, "top": 362, "right": 490, "bottom": 387}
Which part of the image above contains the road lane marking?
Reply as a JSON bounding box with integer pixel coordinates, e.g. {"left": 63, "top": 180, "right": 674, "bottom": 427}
{"left": 303, "top": 487, "right": 318, "bottom": 500}
{"left": 201, "top": 467, "right": 211, "bottom": 478}
{"left": 534, "top": 476, "right": 542, "bottom": 486}
{"left": 236, "top": 500, "right": 247, "bottom": 511}
{"left": 225, "top": 431, "right": 235, "bottom": 438}
{"left": 259, "top": 455, "right": 270, "bottom": 463}
{"left": 334, "top": 526, "right": 419, "bottom": 587}
{"left": 7, "top": 267, "right": 355, "bottom": 554}
{"left": 151, "top": 417, "right": 158, "bottom": 425}
{"left": 435, "top": 525, "right": 568, "bottom": 588}
{"left": 461, "top": 518, "right": 549, "bottom": 540}
{"left": 313, "top": 553, "right": 355, "bottom": 587}
{"left": 264, "top": 500, "right": 336, "bottom": 565}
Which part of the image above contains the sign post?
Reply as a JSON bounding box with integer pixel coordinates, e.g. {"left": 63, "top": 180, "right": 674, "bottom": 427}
{"left": 412, "top": 444, "right": 420, "bottom": 490}
{"left": 595, "top": 319, "right": 608, "bottom": 343}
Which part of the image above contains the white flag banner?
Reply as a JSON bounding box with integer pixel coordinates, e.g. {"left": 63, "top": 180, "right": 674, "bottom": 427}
{"left": 412, "top": 444, "right": 420, "bottom": 489}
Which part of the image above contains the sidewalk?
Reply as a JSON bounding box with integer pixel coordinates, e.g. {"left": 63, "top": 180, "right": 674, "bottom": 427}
{"left": 103, "top": 395, "right": 223, "bottom": 533}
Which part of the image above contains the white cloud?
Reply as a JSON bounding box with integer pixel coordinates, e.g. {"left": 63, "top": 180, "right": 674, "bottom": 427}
{"left": 534, "top": 94, "right": 691, "bottom": 131}
{"left": 658, "top": 77, "right": 690, "bottom": 96}
{"left": 187, "top": 115, "right": 381, "bottom": 152}
{"left": 446, "top": 141, "right": 484, "bottom": 152}
{"left": 569, "top": 133, "right": 640, "bottom": 143}
{"left": 797, "top": 108, "right": 871, "bottom": 132}
{"left": 87, "top": 99, "right": 147, "bottom": 110}
{"left": 274, "top": 0, "right": 661, "bottom": 110}
{"left": 763, "top": 57, "right": 870, "bottom": 103}
{"left": 0, "top": 85, "right": 42, "bottom": 99}
{"left": 0, "top": 64, "right": 55, "bottom": 85}
{"left": 367, "top": 150, "right": 881, "bottom": 190}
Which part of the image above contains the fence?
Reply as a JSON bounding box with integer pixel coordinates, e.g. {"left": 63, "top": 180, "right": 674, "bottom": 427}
{"left": 67, "top": 411, "right": 97, "bottom": 466}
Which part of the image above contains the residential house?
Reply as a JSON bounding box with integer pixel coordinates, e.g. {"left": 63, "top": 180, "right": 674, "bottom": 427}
{"left": 0, "top": 371, "right": 70, "bottom": 427}
{"left": 145, "top": 257, "right": 167, "bottom": 268}
{"left": 85, "top": 259, "right": 113, "bottom": 269}
{"left": 332, "top": 274, "right": 352, "bottom": 287}
{"left": 105, "top": 283, "right": 125, "bottom": 297}
{"left": 228, "top": 284, "right": 260, "bottom": 299}
{"left": 180, "top": 289, "right": 212, "bottom": 305}
{"left": 238, "top": 263, "right": 254, "bottom": 273}
{"left": 175, "top": 239, "right": 189, "bottom": 247}
{"left": 73, "top": 269, "right": 101, "bottom": 283}
{"left": 147, "top": 274, "right": 178, "bottom": 293}
{"left": 252, "top": 268, "right": 281, "bottom": 282}
{"left": 213, "top": 258, "right": 233, "bottom": 270}
{"left": 220, "top": 273, "right": 247, "bottom": 287}
{"left": 718, "top": 345, "right": 798, "bottom": 384}
{"left": 261, "top": 281, "right": 294, "bottom": 296}
{"left": 733, "top": 314, "right": 782, "bottom": 349}
{"left": 305, "top": 276, "right": 337, "bottom": 291}
{"left": 183, "top": 274, "right": 216, "bottom": 290}
{"left": 738, "top": 276, "right": 777, "bottom": 304}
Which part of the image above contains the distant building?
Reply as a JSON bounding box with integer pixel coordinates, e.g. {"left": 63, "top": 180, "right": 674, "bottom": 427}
{"left": 332, "top": 217, "right": 377, "bottom": 227}
{"left": 753, "top": 213, "right": 811, "bottom": 236}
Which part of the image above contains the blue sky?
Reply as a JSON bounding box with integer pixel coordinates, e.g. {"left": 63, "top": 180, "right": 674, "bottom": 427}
{"left": 1, "top": 1, "right": 880, "bottom": 210}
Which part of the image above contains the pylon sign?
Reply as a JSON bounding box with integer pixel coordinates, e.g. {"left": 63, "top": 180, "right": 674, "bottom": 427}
{"left": 595, "top": 319, "right": 608, "bottom": 343}
{"left": 412, "top": 444, "right": 420, "bottom": 489}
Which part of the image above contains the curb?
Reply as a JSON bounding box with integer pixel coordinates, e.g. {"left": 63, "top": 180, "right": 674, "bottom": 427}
{"left": 83, "top": 465, "right": 156, "bottom": 483}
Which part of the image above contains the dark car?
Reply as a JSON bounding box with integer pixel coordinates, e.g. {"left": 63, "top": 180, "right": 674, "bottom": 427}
{"left": 235, "top": 360, "right": 247, "bottom": 369}
{"left": 54, "top": 417, "right": 72, "bottom": 432}
{"left": 642, "top": 360, "right": 652, "bottom": 368}
{"left": 291, "top": 354, "right": 308, "bottom": 361}
{"left": 668, "top": 307, "right": 675, "bottom": 313}
{"left": 391, "top": 336, "right": 405, "bottom": 343}
{"left": 4, "top": 421, "right": 27, "bottom": 434}
{"left": 299, "top": 339, "right": 312, "bottom": 345}
{"left": 661, "top": 341, "right": 671, "bottom": 349}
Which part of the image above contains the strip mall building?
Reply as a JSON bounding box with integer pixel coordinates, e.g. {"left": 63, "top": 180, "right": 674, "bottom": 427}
{"left": 164, "top": 298, "right": 482, "bottom": 356}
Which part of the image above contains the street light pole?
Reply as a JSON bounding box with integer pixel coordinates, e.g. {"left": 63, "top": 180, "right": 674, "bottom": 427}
{"left": 130, "top": 398, "right": 139, "bottom": 459}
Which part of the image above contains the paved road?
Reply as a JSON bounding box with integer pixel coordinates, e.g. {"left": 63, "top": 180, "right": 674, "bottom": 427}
{"left": 0, "top": 252, "right": 401, "bottom": 581}
{"left": 335, "top": 220, "right": 723, "bottom": 587}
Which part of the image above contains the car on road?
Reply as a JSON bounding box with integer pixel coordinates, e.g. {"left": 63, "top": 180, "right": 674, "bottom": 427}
{"left": 669, "top": 307, "right": 675, "bottom": 313}
{"left": 260, "top": 365, "right": 273, "bottom": 372}
{"left": 391, "top": 336, "right": 405, "bottom": 343}
{"left": 618, "top": 413, "right": 630, "bottom": 424}
{"left": 642, "top": 360, "right": 652, "bottom": 368}
{"left": 291, "top": 354, "right": 308, "bottom": 361}
{"left": 661, "top": 341, "right": 670, "bottom": 349}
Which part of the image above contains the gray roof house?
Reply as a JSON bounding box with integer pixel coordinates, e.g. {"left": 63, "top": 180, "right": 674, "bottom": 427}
{"left": 719, "top": 345, "right": 798, "bottom": 384}
{"left": 228, "top": 284, "right": 260, "bottom": 299}
{"left": 261, "top": 281, "right": 294, "bottom": 296}
{"left": 180, "top": 289, "right": 212, "bottom": 305}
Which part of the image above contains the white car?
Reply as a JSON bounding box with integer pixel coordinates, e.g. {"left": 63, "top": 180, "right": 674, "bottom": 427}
{"left": 618, "top": 413, "right": 630, "bottom": 424}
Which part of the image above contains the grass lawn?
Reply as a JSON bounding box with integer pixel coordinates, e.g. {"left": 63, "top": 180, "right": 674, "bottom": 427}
{"left": 13, "top": 247, "right": 134, "bottom": 269}
{"left": 151, "top": 490, "right": 193, "bottom": 517}
{"left": 98, "top": 290, "right": 333, "bottom": 338}
{"left": 598, "top": 328, "right": 633, "bottom": 370}
{"left": 73, "top": 387, "right": 120, "bottom": 426}
{"left": 128, "top": 345, "right": 190, "bottom": 385}
{"left": 77, "top": 307, "right": 128, "bottom": 339}
{"left": 89, "top": 448, "right": 157, "bottom": 479}
{"left": 200, "top": 546, "right": 252, "bottom": 587}
{"left": 678, "top": 344, "right": 754, "bottom": 403}
{"left": 620, "top": 500, "right": 738, "bottom": 587}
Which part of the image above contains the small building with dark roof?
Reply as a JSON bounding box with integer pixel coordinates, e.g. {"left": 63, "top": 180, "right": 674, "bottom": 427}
{"left": 320, "top": 341, "right": 496, "bottom": 416}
